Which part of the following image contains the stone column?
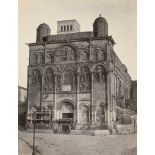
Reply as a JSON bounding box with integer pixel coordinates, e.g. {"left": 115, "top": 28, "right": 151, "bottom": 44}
{"left": 27, "top": 74, "right": 31, "bottom": 120}
{"left": 107, "top": 66, "right": 116, "bottom": 131}
{"left": 54, "top": 75, "right": 57, "bottom": 120}
{"left": 90, "top": 72, "right": 94, "bottom": 123}
{"left": 106, "top": 70, "right": 112, "bottom": 125}
{"left": 113, "top": 76, "right": 117, "bottom": 122}
{"left": 76, "top": 72, "right": 80, "bottom": 123}
{"left": 40, "top": 75, "right": 43, "bottom": 112}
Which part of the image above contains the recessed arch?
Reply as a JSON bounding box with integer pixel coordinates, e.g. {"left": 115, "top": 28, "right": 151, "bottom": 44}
{"left": 43, "top": 66, "right": 56, "bottom": 75}
{"left": 92, "top": 63, "right": 107, "bottom": 72}
{"left": 57, "top": 99, "right": 75, "bottom": 110}
{"left": 54, "top": 45, "right": 77, "bottom": 63}
{"left": 54, "top": 44, "right": 78, "bottom": 57}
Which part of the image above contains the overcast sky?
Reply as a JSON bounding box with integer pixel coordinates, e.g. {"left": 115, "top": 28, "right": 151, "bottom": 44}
{"left": 19, "top": 0, "right": 136, "bottom": 88}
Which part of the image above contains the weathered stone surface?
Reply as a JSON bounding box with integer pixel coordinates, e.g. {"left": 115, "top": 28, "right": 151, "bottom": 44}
{"left": 27, "top": 17, "right": 137, "bottom": 132}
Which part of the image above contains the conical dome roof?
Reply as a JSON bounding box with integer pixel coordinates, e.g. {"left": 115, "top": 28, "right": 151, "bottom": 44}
{"left": 37, "top": 23, "right": 50, "bottom": 30}
{"left": 94, "top": 15, "right": 107, "bottom": 23}
{"left": 36, "top": 23, "right": 51, "bottom": 42}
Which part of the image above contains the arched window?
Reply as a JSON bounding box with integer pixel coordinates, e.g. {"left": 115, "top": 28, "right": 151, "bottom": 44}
{"left": 70, "top": 25, "right": 73, "bottom": 31}
{"left": 64, "top": 26, "right": 66, "bottom": 31}
{"left": 61, "top": 26, "right": 63, "bottom": 32}
{"left": 63, "top": 69, "right": 74, "bottom": 92}
{"left": 80, "top": 66, "right": 91, "bottom": 93}
{"left": 63, "top": 70, "right": 73, "bottom": 85}
{"left": 67, "top": 25, "right": 69, "bottom": 31}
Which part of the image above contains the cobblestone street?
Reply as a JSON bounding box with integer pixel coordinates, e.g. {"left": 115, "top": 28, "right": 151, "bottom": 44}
{"left": 18, "top": 130, "right": 136, "bottom": 155}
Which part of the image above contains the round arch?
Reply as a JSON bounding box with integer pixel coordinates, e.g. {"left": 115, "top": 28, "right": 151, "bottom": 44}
{"left": 29, "top": 67, "right": 43, "bottom": 76}
{"left": 57, "top": 99, "right": 75, "bottom": 111}
{"left": 77, "top": 65, "right": 91, "bottom": 72}
{"left": 92, "top": 63, "right": 107, "bottom": 72}
{"left": 54, "top": 44, "right": 78, "bottom": 62}
{"left": 42, "top": 66, "right": 56, "bottom": 75}
{"left": 58, "top": 100, "right": 75, "bottom": 120}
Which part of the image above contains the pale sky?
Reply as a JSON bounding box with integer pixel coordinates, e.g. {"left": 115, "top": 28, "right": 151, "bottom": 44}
{"left": 19, "top": 0, "right": 136, "bottom": 88}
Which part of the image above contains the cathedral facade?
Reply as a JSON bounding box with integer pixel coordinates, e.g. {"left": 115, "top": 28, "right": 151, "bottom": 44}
{"left": 26, "top": 16, "right": 136, "bottom": 131}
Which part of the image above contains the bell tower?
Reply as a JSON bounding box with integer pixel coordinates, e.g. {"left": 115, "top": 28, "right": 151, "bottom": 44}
{"left": 57, "top": 19, "right": 80, "bottom": 34}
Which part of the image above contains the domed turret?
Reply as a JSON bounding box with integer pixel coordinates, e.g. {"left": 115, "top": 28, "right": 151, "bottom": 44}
{"left": 36, "top": 23, "right": 51, "bottom": 42}
{"left": 93, "top": 14, "right": 108, "bottom": 37}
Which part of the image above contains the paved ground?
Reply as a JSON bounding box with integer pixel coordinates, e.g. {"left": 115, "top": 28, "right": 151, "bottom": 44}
{"left": 18, "top": 130, "right": 136, "bottom": 155}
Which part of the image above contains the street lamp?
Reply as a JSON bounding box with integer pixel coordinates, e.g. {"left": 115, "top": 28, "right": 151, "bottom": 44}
{"left": 32, "top": 111, "right": 37, "bottom": 155}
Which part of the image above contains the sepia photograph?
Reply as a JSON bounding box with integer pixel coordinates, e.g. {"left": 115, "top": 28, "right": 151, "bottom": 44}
{"left": 18, "top": 0, "right": 137, "bottom": 155}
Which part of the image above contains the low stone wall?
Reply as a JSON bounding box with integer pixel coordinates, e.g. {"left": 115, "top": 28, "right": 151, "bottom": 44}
{"left": 70, "top": 130, "right": 95, "bottom": 135}
{"left": 70, "top": 130, "right": 110, "bottom": 136}
{"left": 116, "top": 124, "right": 134, "bottom": 134}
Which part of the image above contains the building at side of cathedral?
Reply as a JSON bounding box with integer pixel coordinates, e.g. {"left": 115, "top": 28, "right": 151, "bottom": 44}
{"left": 26, "top": 15, "right": 136, "bottom": 131}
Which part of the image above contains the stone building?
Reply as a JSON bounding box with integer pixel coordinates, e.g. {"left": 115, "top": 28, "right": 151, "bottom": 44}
{"left": 26, "top": 15, "right": 136, "bottom": 131}
{"left": 18, "top": 86, "right": 27, "bottom": 126}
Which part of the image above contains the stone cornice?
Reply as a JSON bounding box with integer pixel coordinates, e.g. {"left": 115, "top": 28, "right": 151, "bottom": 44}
{"left": 28, "top": 36, "right": 114, "bottom": 47}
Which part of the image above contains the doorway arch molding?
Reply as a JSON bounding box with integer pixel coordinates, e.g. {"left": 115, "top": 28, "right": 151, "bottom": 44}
{"left": 57, "top": 99, "right": 75, "bottom": 111}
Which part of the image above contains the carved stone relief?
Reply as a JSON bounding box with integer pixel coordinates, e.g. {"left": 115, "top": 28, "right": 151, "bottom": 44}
{"left": 79, "top": 66, "right": 91, "bottom": 93}
{"left": 97, "top": 48, "right": 107, "bottom": 61}
{"left": 30, "top": 69, "right": 41, "bottom": 85}
{"left": 79, "top": 50, "right": 89, "bottom": 62}
{"left": 91, "top": 48, "right": 97, "bottom": 62}
{"left": 55, "top": 46, "right": 75, "bottom": 63}
{"left": 93, "top": 65, "right": 107, "bottom": 83}
{"left": 43, "top": 68, "right": 55, "bottom": 93}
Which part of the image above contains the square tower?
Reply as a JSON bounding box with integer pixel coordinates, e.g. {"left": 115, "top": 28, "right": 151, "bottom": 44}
{"left": 57, "top": 19, "right": 80, "bottom": 34}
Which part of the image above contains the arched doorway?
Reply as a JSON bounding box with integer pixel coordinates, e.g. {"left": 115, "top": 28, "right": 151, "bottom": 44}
{"left": 60, "top": 101, "right": 74, "bottom": 120}
{"left": 57, "top": 101, "right": 74, "bottom": 133}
